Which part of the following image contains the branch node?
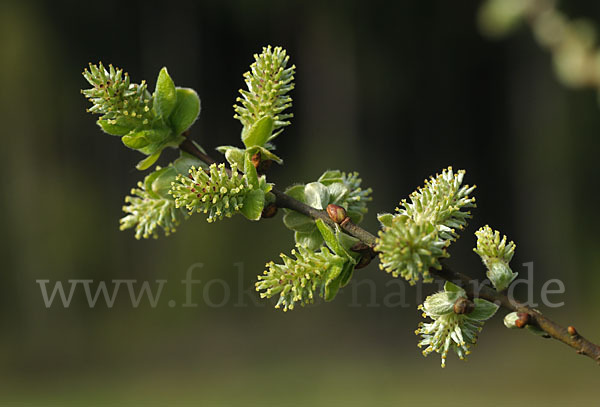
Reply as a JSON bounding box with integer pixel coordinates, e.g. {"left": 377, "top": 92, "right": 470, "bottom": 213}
{"left": 350, "top": 242, "right": 370, "bottom": 252}
{"left": 355, "top": 254, "right": 373, "bottom": 269}
{"left": 515, "top": 312, "right": 530, "bottom": 328}
{"left": 251, "top": 152, "right": 272, "bottom": 175}
{"left": 350, "top": 242, "right": 376, "bottom": 269}
{"left": 261, "top": 203, "right": 278, "bottom": 219}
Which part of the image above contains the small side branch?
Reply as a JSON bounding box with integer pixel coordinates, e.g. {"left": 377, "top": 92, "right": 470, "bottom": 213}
{"left": 431, "top": 266, "right": 600, "bottom": 363}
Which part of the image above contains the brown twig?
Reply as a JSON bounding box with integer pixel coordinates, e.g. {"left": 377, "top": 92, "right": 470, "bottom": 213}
{"left": 178, "top": 140, "right": 600, "bottom": 365}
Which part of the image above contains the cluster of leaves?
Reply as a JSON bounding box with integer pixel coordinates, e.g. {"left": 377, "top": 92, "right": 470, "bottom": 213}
{"left": 282, "top": 170, "right": 372, "bottom": 250}
{"left": 416, "top": 282, "right": 499, "bottom": 367}
{"left": 82, "top": 47, "right": 294, "bottom": 239}
{"left": 255, "top": 168, "right": 373, "bottom": 309}
{"left": 82, "top": 63, "right": 211, "bottom": 238}
{"left": 375, "top": 167, "right": 476, "bottom": 285}
{"left": 82, "top": 64, "right": 201, "bottom": 170}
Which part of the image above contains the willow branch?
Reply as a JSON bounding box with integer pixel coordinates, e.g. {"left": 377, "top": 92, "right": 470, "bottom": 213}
{"left": 178, "top": 140, "right": 600, "bottom": 365}
{"left": 180, "top": 138, "right": 217, "bottom": 166}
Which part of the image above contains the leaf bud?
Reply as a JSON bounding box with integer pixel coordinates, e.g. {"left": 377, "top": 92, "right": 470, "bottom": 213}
{"left": 327, "top": 204, "right": 347, "bottom": 224}
{"left": 453, "top": 297, "right": 476, "bottom": 315}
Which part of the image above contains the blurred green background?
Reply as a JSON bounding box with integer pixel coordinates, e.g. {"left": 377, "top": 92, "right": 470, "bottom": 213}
{"left": 1, "top": 0, "right": 599, "bottom": 405}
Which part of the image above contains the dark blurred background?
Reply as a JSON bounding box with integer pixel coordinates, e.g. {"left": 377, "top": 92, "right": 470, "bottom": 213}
{"left": 1, "top": 0, "right": 599, "bottom": 405}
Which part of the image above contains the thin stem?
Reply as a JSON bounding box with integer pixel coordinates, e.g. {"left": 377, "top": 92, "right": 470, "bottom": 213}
{"left": 180, "top": 138, "right": 217, "bottom": 165}
{"left": 431, "top": 266, "right": 600, "bottom": 363}
{"left": 272, "top": 189, "right": 378, "bottom": 245}
{"left": 179, "top": 140, "right": 600, "bottom": 365}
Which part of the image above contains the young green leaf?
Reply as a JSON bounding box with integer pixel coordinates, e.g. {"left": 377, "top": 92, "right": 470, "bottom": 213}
{"left": 122, "top": 133, "right": 150, "bottom": 149}
{"left": 244, "top": 151, "right": 260, "bottom": 189}
{"left": 324, "top": 263, "right": 344, "bottom": 302}
{"left": 150, "top": 166, "right": 178, "bottom": 199}
{"left": 444, "top": 281, "right": 466, "bottom": 295}
{"left": 304, "top": 182, "right": 329, "bottom": 210}
{"left": 144, "top": 166, "right": 170, "bottom": 199}
{"left": 315, "top": 219, "right": 344, "bottom": 256}
{"left": 173, "top": 153, "right": 207, "bottom": 175}
{"left": 136, "top": 151, "right": 161, "bottom": 171}
{"left": 284, "top": 184, "right": 306, "bottom": 202}
{"left": 246, "top": 145, "right": 283, "bottom": 165}
{"left": 240, "top": 189, "right": 265, "bottom": 221}
{"left": 216, "top": 146, "right": 246, "bottom": 169}
{"left": 318, "top": 170, "right": 343, "bottom": 184}
{"left": 294, "top": 228, "right": 323, "bottom": 250}
{"left": 326, "top": 182, "right": 349, "bottom": 206}
{"left": 282, "top": 211, "right": 315, "bottom": 233}
{"left": 338, "top": 260, "right": 356, "bottom": 287}
{"left": 97, "top": 117, "right": 135, "bottom": 136}
{"left": 143, "top": 170, "right": 163, "bottom": 199}
{"left": 469, "top": 298, "right": 500, "bottom": 321}
{"left": 154, "top": 67, "right": 177, "bottom": 119}
{"left": 377, "top": 213, "right": 394, "bottom": 228}
{"left": 422, "top": 291, "right": 462, "bottom": 318}
{"left": 169, "top": 88, "right": 201, "bottom": 135}
{"left": 334, "top": 227, "right": 361, "bottom": 259}
{"left": 242, "top": 115, "right": 274, "bottom": 148}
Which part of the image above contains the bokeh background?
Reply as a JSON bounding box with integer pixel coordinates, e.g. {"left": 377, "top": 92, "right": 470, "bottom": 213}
{"left": 1, "top": 0, "right": 599, "bottom": 405}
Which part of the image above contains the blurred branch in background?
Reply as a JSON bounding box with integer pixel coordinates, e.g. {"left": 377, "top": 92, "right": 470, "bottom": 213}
{"left": 477, "top": 0, "right": 600, "bottom": 310}
{"left": 480, "top": 0, "right": 600, "bottom": 93}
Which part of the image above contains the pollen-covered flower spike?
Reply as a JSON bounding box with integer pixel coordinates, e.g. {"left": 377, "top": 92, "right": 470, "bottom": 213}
{"left": 169, "top": 163, "right": 249, "bottom": 223}
{"left": 256, "top": 245, "right": 347, "bottom": 312}
{"left": 398, "top": 167, "right": 476, "bottom": 242}
{"left": 234, "top": 45, "right": 295, "bottom": 145}
{"left": 338, "top": 171, "right": 373, "bottom": 220}
{"left": 376, "top": 215, "right": 449, "bottom": 285}
{"left": 82, "top": 62, "right": 153, "bottom": 131}
{"left": 120, "top": 182, "right": 183, "bottom": 240}
{"left": 474, "top": 225, "right": 517, "bottom": 291}
{"left": 416, "top": 282, "right": 499, "bottom": 367}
